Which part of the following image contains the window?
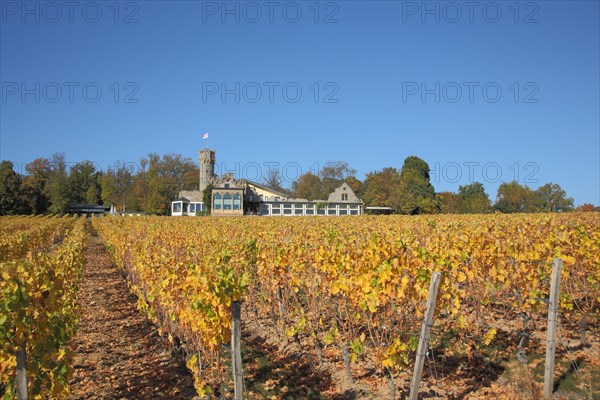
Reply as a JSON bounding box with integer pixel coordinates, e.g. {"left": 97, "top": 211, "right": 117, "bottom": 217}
{"left": 223, "top": 193, "right": 232, "bottom": 210}
{"left": 275, "top": 197, "right": 280, "bottom": 202}
{"left": 294, "top": 206, "right": 304, "bottom": 215}
{"left": 271, "top": 205, "right": 281, "bottom": 215}
{"left": 259, "top": 204, "right": 270, "bottom": 215}
{"left": 213, "top": 194, "right": 222, "bottom": 210}
{"left": 224, "top": 183, "right": 230, "bottom": 189}
{"left": 173, "top": 202, "right": 182, "bottom": 213}
{"left": 190, "top": 203, "right": 196, "bottom": 213}
{"left": 339, "top": 207, "right": 348, "bottom": 215}
{"left": 341, "top": 193, "right": 348, "bottom": 201}
{"left": 233, "top": 194, "right": 241, "bottom": 210}
{"left": 306, "top": 208, "right": 315, "bottom": 215}
{"left": 259, "top": 195, "right": 264, "bottom": 202}
{"left": 317, "top": 208, "right": 326, "bottom": 215}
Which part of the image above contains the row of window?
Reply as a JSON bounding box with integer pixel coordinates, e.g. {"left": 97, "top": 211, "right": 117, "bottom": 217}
{"left": 172, "top": 202, "right": 205, "bottom": 214}
{"left": 213, "top": 193, "right": 242, "bottom": 211}
{"left": 190, "top": 203, "right": 206, "bottom": 213}
{"left": 259, "top": 204, "right": 361, "bottom": 216}
{"left": 248, "top": 194, "right": 281, "bottom": 202}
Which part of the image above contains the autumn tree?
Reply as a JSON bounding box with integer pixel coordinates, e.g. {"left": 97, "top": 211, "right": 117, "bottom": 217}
{"left": 362, "top": 167, "right": 401, "bottom": 207}
{"left": 345, "top": 176, "right": 362, "bottom": 195}
{"left": 576, "top": 203, "right": 598, "bottom": 212}
{"left": 437, "top": 191, "right": 462, "bottom": 214}
{"left": 292, "top": 172, "right": 322, "bottom": 200}
{"left": 292, "top": 163, "right": 360, "bottom": 200}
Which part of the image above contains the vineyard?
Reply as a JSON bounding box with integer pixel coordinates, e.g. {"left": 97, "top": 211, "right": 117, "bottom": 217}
{"left": 0, "top": 213, "right": 597, "bottom": 399}
{"left": 0, "top": 216, "right": 87, "bottom": 399}
{"left": 88, "top": 212, "right": 599, "bottom": 399}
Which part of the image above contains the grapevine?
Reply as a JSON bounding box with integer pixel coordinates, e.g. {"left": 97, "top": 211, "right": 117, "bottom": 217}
{"left": 92, "top": 212, "right": 599, "bottom": 395}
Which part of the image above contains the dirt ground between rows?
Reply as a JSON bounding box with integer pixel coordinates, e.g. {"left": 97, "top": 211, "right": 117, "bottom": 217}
{"left": 67, "top": 234, "right": 197, "bottom": 399}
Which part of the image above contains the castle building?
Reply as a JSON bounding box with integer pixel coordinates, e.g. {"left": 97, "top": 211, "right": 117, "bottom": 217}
{"left": 171, "top": 148, "right": 364, "bottom": 216}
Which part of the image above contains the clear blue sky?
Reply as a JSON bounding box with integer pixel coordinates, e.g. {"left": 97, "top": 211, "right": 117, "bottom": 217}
{"left": 1, "top": 0, "right": 599, "bottom": 205}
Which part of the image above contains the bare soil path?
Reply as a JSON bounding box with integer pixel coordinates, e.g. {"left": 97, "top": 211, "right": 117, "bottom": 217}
{"left": 68, "top": 233, "right": 197, "bottom": 400}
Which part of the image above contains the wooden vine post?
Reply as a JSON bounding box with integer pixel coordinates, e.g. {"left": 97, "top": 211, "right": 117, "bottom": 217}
{"left": 544, "top": 258, "right": 563, "bottom": 399}
{"left": 16, "top": 341, "right": 28, "bottom": 400}
{"left": 409, "top": 271, "right": 441, "bottom": 400}
{"left": 231, "top": 301, "right": 244, "bottom": 400}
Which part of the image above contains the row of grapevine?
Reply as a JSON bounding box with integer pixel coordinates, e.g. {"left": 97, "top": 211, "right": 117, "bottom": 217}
{"left": 0, "top": 216, "right": 74, "bottom": 263}
{"left": 92, "top": 213, "right": 599, "bottom": 397}
{"left": 0, "top": 217, "right": 87, "bottom": 399}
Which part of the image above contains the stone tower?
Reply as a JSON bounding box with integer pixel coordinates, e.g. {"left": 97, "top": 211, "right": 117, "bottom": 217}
{"left": 199, "top": 149, "right": 216, "bottom": 194}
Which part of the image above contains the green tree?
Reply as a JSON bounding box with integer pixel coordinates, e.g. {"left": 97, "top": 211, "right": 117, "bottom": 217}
{"left": 86, "top": 185, "right": 100, "bottom": 204}
{"left": 130, "top": 158, "right": 148, "bottom": 212}
{"left": 100, "top": 162, "right": 135, "bottom": 212}
{"left": 202, "top": 183, "right": 214, "bottom": 211}
{"left": 143, "top": 153, "right": 198, "bottom": 215}
{"left": 458, "top": 182, "right": 491, "bottom": 214}
{"left": 394, "top": 156, "right": 437, "bottom": 214}
{"left": 534, "top": 183, "right": 574, "bottom": 212}
{"left": 46, "top": 153, "right": 70, "bottom": 214}
{"left": 494, "top": 181, "right": 537, "bottom": 213}
{"left": 0, "top": 160, "right": 23, "bottom": 215}
{"left": 68, "top": 161, "right": 100, "bottom": 204}
{"left": 21, "top": 158, "right": 51, "bottom": 214}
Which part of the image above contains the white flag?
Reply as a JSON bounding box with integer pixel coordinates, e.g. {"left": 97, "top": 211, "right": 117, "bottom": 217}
{"left": 202, "top": 133, "right": 209, "bottom": 139}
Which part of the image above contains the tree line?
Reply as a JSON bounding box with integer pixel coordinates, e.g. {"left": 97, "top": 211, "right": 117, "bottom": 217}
{"left": 0, "top": 153, "right": 198, "bottom": 215}
{"left": 274, "top": 157, "right": 594, "bottom": 214}
{"left": 0, "top": 153, "right": 596, "bottom": 216}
